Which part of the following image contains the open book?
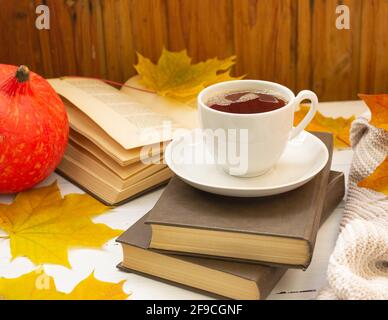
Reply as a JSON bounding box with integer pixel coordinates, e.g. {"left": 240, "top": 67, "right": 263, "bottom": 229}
{"left": 48, "top": 77, "right": 197, "bottom": 204}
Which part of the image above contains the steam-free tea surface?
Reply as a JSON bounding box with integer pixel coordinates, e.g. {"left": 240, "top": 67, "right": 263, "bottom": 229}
{"left": 206, "top": 90, "right": 287, "bottom": 114}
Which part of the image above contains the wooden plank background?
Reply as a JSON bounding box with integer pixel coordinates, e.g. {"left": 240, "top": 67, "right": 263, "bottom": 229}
{"left": 0, "top": 0, "right": 387, "bottom": 101}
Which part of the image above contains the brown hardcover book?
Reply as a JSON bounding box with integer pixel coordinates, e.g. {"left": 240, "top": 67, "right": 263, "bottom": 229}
{"left": 146, "top": 132, "right": 333, "bottom": 268}
{"left": 117, "top": 170, "right": 345, "bottom": 300}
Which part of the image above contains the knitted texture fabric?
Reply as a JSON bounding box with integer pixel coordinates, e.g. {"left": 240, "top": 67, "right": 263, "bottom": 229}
{"left": 318, "top": 117, "right": 388, "bottom": 300}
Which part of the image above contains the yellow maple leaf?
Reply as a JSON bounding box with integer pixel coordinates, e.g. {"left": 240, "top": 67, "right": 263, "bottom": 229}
{"left": 359, "top": 94, "right": 388, "bottom": 132}
{"left": 358, "top": 157, "right": 388, "bottom": 195}
{"left": 0, "top": 269, "right": 130, "bottom": 300}
{"left": 134, "top": 48, "right": 242, "bottom": 101}
{"left": 294, "top": 105, "right": 355, "bottom": 149}
{"left": 0, "top": 182, "right": 121, "bottom": 267}
{"left": 67, "top": 272, "right": 129, "bottom": 300}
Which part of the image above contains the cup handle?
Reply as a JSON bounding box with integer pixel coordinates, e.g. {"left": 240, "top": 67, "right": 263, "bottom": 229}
{"left": 290, "top": 90, "right": 318, "bottom": 140}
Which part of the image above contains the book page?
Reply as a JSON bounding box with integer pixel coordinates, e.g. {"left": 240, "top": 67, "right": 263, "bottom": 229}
{"left": 121, "top": 75, "right": 199, "bottom": 130}
{"left": 65, "top": 101, "right": 163, "bottom": 166}
{"left": 48, "top": 78, "right": 179, "bottom": 149}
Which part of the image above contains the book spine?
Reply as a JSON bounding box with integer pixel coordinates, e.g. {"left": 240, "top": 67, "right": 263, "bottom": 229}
{"left": 259, "top": 172, "right": 345, "bottom": 299}
{"left": 303, "top": 137, "right": 334, "bottom": 268}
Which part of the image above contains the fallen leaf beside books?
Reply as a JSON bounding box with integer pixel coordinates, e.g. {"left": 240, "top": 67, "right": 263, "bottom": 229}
{"left": 0, "top": 182, "right": 119, "bottom": 267}
{"left": 0, "top": 269, "right": 130, "bottom": 300}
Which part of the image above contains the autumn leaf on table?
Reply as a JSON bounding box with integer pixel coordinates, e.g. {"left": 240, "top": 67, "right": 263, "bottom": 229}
{"left": 0, "top": 269, "right": 130, "bottom": 300}
{"left": 358, "top": 157, "right": 388, "bottom": 196}
{"left": 359, "top": 94, "right": 388, "bottom": 132}
{"left": 0, "top": 182, "right": 121, "bottom": 268}
{"left": 294, "top": 105, "right": 355, "bottom": 149}
{"left": 356, "top": 94, "right": 388, "bottom": 195}
{"left": 135, "top": 48, "right": 242, "bottom": 102}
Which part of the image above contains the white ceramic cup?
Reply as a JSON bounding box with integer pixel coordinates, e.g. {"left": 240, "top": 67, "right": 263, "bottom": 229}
{"left": 198, "top": 80, "right": 318, "bottom": 177}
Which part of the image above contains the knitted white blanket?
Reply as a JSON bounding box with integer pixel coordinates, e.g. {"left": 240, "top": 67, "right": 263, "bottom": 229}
{"left": 318, "top": 117, "right": 388, "bottom": 300}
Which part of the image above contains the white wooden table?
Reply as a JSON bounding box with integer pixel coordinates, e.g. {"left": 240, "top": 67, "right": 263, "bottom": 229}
{"left": 0, "top": 101, "right": 369, "bottom": 300}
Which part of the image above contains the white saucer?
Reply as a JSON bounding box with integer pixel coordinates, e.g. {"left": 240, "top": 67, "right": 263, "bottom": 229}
{"left": 165, "top": 130, "right": 329, "bottom": 197}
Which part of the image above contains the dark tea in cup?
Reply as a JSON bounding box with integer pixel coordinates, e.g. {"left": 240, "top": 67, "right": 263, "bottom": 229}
{"left": 199, "top": 80, "right": 318, "bottom": 176}
{"left": 206, "top": 90, "right": 287, "bottom": 114}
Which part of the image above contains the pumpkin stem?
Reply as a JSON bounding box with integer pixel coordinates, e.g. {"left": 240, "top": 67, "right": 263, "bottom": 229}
{"left": 15, "top": 65, "right": 30, "bottom": 83}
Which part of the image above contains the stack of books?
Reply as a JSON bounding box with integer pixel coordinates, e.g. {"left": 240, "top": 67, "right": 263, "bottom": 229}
{"left": 48, "top": 77, "right": 197, "bottom": 205}
{"left": 47, "top": 77, "right": 344, "bottom": 299}
{"left": 117, "top": 133, "right": 345, "bottom": 299}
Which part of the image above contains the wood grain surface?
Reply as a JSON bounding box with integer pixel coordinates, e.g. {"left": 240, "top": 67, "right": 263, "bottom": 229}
{"left": 0, "top": 0, "right": 387, "bottom": 101}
